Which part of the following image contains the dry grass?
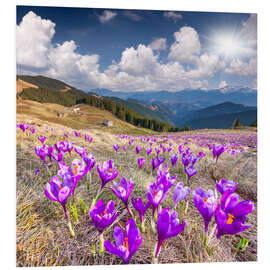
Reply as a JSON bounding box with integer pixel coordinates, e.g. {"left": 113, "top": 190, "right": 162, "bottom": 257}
{"left": 16, "top": 79, "right": 38, "bottom": 94}
{"left": 16, "top": 115, "right": 257, "bottom": 267}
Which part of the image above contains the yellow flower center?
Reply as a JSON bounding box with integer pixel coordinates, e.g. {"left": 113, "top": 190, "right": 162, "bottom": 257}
{"left": 203, "top": 198, "right": 208, "bottom": 203}
{"left": 154, "top": 190, "right": 157, "bottom": 198}
{"left": 59, "top": 185, "right": 62, "bottom": 190}
{"left": 73, "top": 164, "right": 78, "bottom": 175}
{"left": 227, "top": 213, "right": 235, "bottom": 224}
{"left": 109, "top": 168, "right": 113, "bottom": 172}
{"left": 100, "top": 209, "right": 107, "bottom": 218}
{"left": 123, "top": 237, "right": 129, "bottom": 250}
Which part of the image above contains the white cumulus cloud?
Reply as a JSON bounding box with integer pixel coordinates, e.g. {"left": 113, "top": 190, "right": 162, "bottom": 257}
{"left": 149, "top": 38, "right": 167, "bottom": 51}
{"left": 225, "top": 58, "right": 257, "bottom": 76}
{"left": 16, "top": 11, "right": 55, "bottom": 68}
{"left": 169, "top": 26, "right": 201, "bottom": 63}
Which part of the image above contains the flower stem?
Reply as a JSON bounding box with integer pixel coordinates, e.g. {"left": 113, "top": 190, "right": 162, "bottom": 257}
{"left": 99, "top": 233, "right": 104, "bottom": 257}
{"left": 126, "top": 204, "right": 134, "bottom": 218}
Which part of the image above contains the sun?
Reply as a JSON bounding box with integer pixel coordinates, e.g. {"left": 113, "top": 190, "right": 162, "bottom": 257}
{"left": 212, "top": 33, "right": 243, "bottom": 59}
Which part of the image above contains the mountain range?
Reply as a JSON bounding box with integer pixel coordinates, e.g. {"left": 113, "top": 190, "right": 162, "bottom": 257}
{"left": 17, "top": 75, "right": 257, "bottom": 130}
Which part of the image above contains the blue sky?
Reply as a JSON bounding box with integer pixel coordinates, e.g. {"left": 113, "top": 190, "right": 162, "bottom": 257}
{"left": 16, "top": 6, "right": 257, "bottom": 92}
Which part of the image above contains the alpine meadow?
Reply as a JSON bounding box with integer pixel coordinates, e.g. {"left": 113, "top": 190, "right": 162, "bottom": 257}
{"left": 16, "top": 6, "right": 257, "bottom": 267}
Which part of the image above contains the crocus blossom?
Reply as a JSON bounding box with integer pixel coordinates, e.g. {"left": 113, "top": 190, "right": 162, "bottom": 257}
{"left": 97, "top": 160, "right": 119, "bottom": 191}
{"left": 146, "top": 147, "right": 152, "bottom": 155}
{"left": 185, "top": 165, "right": 197, "bottom": 182}
{"left": 44, "top": 176, "right": 74, "bottom": 221}
{"left": 152, "top": 155, "right": 165, "bottom": 172}
{"left": 135, "top": 146, "right": 141, "bottom": 155}
{"left": 104, "top": 219, "right": 142, "bottom": 264}
{"left": 216, "top": 178, "right": 238, "bottom": 195}
{"left": 138, "top": 158, "right": 145, "bottom": 169}
{"left": 82, "top": 153, "right": 96, "bottom": 173}
{"left": 156, "top": 165, "right": 176, "bottom": 194}
{"left": 111, "top": 177, "right": 134, "bottom": 206}
{"left": 90, "top": 199, "right": 119, "bottom": 234}
{"left": 111, "top": 177, "right": 134, "bottom": 217}
{"left": 213, "top": 144, "right": 225, "bottom": 162}
{"left": 74, "top": 146, "right": 87, "bottom": 157}
{"left": 193, "top": 188, "right": 218, "bottom": 232}
{"left": 113, "top": 144, "right": 120, "bottom": 153}
{"left": 155, "top": 208, "right": 186, "bottom": 258}
{"left": 147, "top": 182, "right": 167, "bottom": 216}
{"left": 38, "top": 135, "right": 46, "bottom": 144}
{"left": 173, "top": 182, "right": 190, "bottom": 207}
{"left": 131, "top": 197, "right": 151, "bottom": 224}
{"left": 34, "top": 146, "right": 48, "bottom": 169}
{"left": 215, "top": 191, "right": 254, "bottom": 238}
{"left": 170, "top": 153, "right": 178, "bottom": 167}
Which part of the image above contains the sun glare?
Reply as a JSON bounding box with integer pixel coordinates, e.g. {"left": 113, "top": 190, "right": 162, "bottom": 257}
{"left": 213, "top": 34, "right": 242, "bottom": 58}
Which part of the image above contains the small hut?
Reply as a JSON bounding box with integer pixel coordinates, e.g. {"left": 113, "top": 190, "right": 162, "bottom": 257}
{"left": 73, "top": 108, "right": 80, "bottom": 113}
{"left": 102, "top": 120, "right": 114, "bottom": 127}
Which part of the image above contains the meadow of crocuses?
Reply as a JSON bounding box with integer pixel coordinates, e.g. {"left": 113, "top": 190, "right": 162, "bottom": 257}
{"left": 16, "top": 120, "right": 257, "bottom": 266}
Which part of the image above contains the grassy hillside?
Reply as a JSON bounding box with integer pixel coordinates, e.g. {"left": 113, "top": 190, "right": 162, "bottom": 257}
{"left": 17, "top": 75, "right": 180, "bottom": 133}
{"left": 16, "top": 99, "right": 158, "bottom": 135}
{"left": 17, "top": 75, "right": 72, "bottom": 91}
{"left": 107, "top": 97, "right": 174, "bottom": 124}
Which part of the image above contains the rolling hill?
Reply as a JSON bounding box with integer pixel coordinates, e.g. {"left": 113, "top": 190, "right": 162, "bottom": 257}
{"left": 16, "top": 75, "right": 180, "bottom": 132}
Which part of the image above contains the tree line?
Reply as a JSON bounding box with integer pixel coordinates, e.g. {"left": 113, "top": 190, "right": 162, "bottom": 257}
{"left": 18, "top": 87, "right": 181, "bottom": 132}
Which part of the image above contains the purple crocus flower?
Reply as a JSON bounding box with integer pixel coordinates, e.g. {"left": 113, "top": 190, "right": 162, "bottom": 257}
{"left": 155, "top": 147, "right": 161, "bottom": 155}
{"left": 38, "top": 135, "right": 46, "bottom": 144}
{"left": 34, "top": 169, "right": 40, "bottom": 176}
{"left": 44, "top": 176, "right": 74, "bottom": 221}
{"left": 146, "top": 147, "right": 152, "bottom": 155}
{"left": 213, "top": 144, "right": 225, "bottom": 162}
{"left": 113, "top": 144, "right": 120, "bottom": 153}
{"left": 181, "top": 153, "right": 192, "bottom": 168}
{"left": 30, "top": 127, "right": 35, "bottom": 134}
{"left": 137, "top": 158, "right": 145, "bottom": 169}
{"left": 82, "top": 153, "right": 96, "bottom": 173}
{"left": 185, "top": 165, "right": 197, "bottom": 182}
{"left": 17, "top": 123, "right": 28, "bottom": 132}
{"left": 156, "top": 165, "right": 177, "bottom": 194}
{"left": 173, "top": 182, "right": 190, "bottom": 207}
{"left": 51, "top": 150, "right": 64, "bottom": 163}
{"left": 123, "top": 146, "right": 127, "bottom": 152}
{"left": 58, "top": 159, "right": 86, "bottom": 194}
{"left": 97, "top": 160, "right": 119, "bottom": 191}
{"left": 215, "top": 191, "right": 254, "bottom": 238}
{"left": 104, "top": 219, "right": 142, "bottom": 264}
{"left": 74, "top": 146, "right": 87, "bottom": 157}
{"left": 66, "top": 141, "right": 74, "bottom": 156}
{"left": 152, "top": 155, "right": 165, "bottom": 172}
{"left": 54, "top": 142, "right": 65, "bottom": 153}
{"left": 64, "top": 132, "right": 69, "bottom": 138}
{"left": 34, "top": 146, "right": 48, "bottom": 168}
{"left": 135, "top": 146, "right": 141, "bottom": 155}
{"left": 111, "top": 177, "right": 134, "bottom": 217}
{"left": 167, "top": 147, "right": 172, "bottom": 153}
{"left": 90, "top": 199, "right": 119, "bottom": 234}
{"left": 216, "top": 178, "right": 238, "bottom": 195}
{"left": 155, "top": 208, "right": 186, "bottom": 258}
{"left": 131, "top": 198, "right": 151, "bottom": 224}
{"left": 170, "top": 153, "right": 178, "bottom": 167}
{"left": 74, "top": 130, "right": 81, "bottom": 137}
{"left": 193, "top": 188, "right": 218, "bottom": 232}
{"left": 147, "top": 182, "right": 166, "bottom": 217}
